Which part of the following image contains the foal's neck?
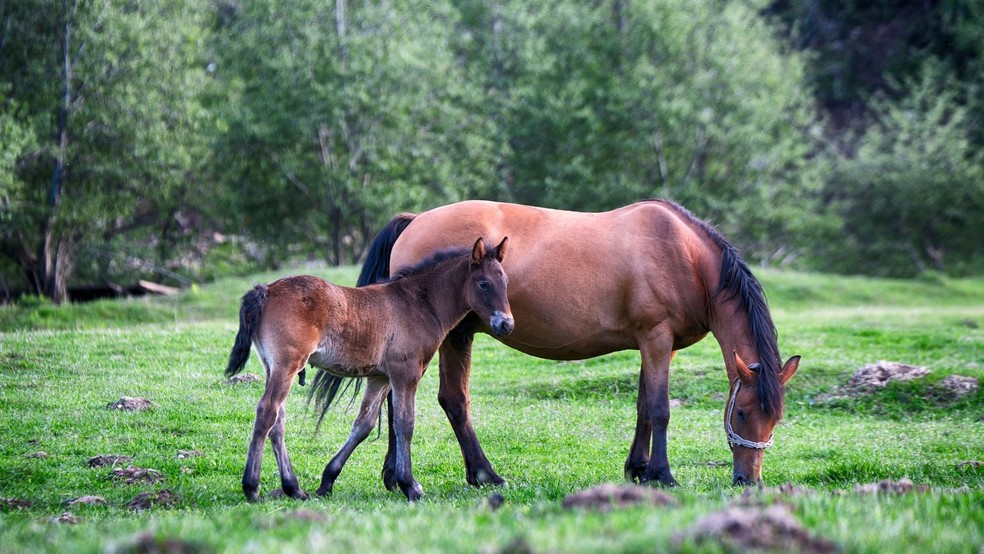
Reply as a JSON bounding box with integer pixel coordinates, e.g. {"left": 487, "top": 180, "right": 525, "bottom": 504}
{"left": 392, "top": 257, "right": 471, "bottom": 339}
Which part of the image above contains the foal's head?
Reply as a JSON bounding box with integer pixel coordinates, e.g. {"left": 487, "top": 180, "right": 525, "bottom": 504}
{"left": 726, "top": 353, "right": 800, "bottom": 485}
{"left": 465, "top": 237, "right": 514, "bottom": 337}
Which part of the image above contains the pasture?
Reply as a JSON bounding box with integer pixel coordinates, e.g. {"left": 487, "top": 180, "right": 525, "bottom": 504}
{"left": 1, "top": 267, "right": 982, "bottom": 553}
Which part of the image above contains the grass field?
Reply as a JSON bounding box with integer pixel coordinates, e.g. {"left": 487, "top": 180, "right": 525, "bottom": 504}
{"left": 1, "top": 267, "right": 982, "bottom": 553}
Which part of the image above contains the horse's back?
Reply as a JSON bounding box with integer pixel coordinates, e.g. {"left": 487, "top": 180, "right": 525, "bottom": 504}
{"left": 390, "top": 200, "right": 715, "bottom": 359}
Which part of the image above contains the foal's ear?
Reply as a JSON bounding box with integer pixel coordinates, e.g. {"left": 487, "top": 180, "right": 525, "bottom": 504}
{"left": 779, "top": 355, "right": 801, "bottom": 385}
{"left": 494, "top": 236, "right": 509, "bottom": 263}
{"left": 472, "top": 237, "right": 486, "bottom": 264}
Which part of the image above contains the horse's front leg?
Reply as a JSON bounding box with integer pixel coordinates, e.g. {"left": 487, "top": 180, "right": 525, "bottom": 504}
{"left": 316, "top": 376, "right": 390, "bottom": 497}
{"left": 389, "top": 368, "right": 424, "bottom": 501}
{"left": 438, "top": 323, "right": 504, "bottom": 487}
{"left": 625, "top": 350, "right": 677, "bottom": 483}
{"left": 636, "top": 330, "right": 678, "bottom": 487}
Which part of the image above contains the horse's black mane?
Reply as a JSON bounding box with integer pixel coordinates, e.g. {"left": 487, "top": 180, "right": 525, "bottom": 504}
{"left": 655, "top": 199, "right": 785, "bottom": 418}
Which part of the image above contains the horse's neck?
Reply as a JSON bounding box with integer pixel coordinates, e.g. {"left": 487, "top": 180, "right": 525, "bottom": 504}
{"left": 707, "top": 299, "right": 759, "bottom": 380}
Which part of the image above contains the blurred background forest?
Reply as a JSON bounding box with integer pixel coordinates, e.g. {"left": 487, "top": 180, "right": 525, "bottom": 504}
{"left": 1, "top": 0, "right": 982, "bottom": 303}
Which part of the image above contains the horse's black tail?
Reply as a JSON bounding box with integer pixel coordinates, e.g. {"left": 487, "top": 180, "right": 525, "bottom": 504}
{"left": 356, "top": 213, "right": 416, "bottom": 286}
{"left": 306, "top": 213, "right": 416, "bottom": 432}
{"left": 226, "top": 284, "right": 268, "bottom": 377}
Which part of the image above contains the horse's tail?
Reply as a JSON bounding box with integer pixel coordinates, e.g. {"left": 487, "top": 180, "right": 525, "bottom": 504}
{"left": 356, "top": 213, "right": 416, "bottom": 286}
{"left": 226, "top": 284, "right": 268, "bottom": 377}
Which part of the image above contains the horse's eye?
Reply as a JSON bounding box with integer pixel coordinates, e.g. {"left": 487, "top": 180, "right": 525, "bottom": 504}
{"left": 478, "top": 280, "right": 490, "bottom": 291}
{"left": 736, "top": 409, "right": 747, "bottom": 422}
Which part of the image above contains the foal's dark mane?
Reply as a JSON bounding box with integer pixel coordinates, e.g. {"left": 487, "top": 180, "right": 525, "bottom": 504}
{"left": 654, "top": 199, "right": 785, "bottom": 418}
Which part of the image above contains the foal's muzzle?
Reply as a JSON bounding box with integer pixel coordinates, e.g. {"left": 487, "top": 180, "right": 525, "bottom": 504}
{"left": 490, "top": 311, "right": 515, "bottom": 337}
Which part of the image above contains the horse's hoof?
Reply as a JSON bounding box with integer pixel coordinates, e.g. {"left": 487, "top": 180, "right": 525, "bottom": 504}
{"left": 382, "top": 468, "right": 398, "bottom": 492}
{"left": 467, "top": 468, "right": 505, "bottom": 487}
{"left": 315, "top": 484, "right": 333, "bottom": 497}
{"left": 244, "top": 487, "right": 261, "bottom": 503}
{"left": 291, "top": 489, "right": 309, "bottom": 501}
{"left": 402, "top": 480, "right": 424, "bottom": 502}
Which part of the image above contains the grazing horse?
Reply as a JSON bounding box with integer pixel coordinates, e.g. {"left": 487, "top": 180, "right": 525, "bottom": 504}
{"left": 225, "top": 237, "right": 513, "bottom": 501}
{"left": 357, "top": 199, "right": 799, "bottom": 487}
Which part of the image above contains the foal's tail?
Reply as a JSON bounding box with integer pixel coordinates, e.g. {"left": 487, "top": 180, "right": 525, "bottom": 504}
{"left": 226, "top": 284, "right": 268, "bottom": 377}
{"left": 356, "top": 213, "right": 416, "bottom": 286}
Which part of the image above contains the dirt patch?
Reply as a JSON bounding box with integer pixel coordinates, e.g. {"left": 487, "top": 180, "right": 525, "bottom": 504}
{"left": 26, "top": 451, "right": 48, "bottom": 459}
{"left": 957, "top": 461, "right": 983, "bottom": 469}
{"left": 66, "top": 495, "right": 106, "bottom": 506}
{"left": 113, "top": 531, "right": 206, "bottom": 553}
{"left": 227, "top": 373, "right": 261, "bottom": 384}
{"left": 107, "top": 397, "right": 156, "bottom": 411}
{"left": 111, "top": 466, "right": 165, "bottom": 485}
{"left": 1, "top": 497, "right": 32, "bottom": 510}
{"left": 939, "top": 375, "right": 979, "bottom": 398}
{"left": 734, "top": 483, "right": 816, "bottom": 506}
{"left": 683, "top": 504, "right": 837, "bottom": 553}
{"left": 177, "top": 450, "right": 204, "bottom": 460}
{"left": 284, "top": 509, "right": 328, "bottom": 523}
{"left": 847, "top": 361, "right": 930, "bottom": 390}
{"left": 852, "top": 478, "right": 928, "bottom": 495}
{"left": 49, "top": 512, "right": 81, "bottom": 524}
{"left": 483, "top": 492, "right": 505, "bottom": 511}
{"left": 127, "top": 490, "right": 178, "bottom": 511}
{"left": 88, "top": 455, "right": 134, "bottom": 467}
{"left": 562, "top": 483, "right": 676, "bottom": 511}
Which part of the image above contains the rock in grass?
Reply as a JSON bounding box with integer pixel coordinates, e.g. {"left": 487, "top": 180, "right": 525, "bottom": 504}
{"left": 106, "top": 396, "right": 156, "bottom": 411}
{"left": 66, "top": 495, "right": 106, "bottom": 506}
{"left": 126, "top": 490, "right": 178, "bottom": 511}
{"left": 88, "top": 455, "right": 133, "bottom": 467}
{"left": 110, "top": 466, "right": 164, "bottom": 485}
{"left": 562, "top": 483, "right": 676, "bottom": 511}
{"left": 853, "top": 478, "right": 928, "bottom": 495}
{"left": 683, "top": 504, "right": 837, "bottom": 553}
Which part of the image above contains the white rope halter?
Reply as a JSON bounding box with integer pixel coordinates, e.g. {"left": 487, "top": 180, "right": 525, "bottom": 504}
{"left": 725, "top": 370, "right": 774, "bottom": 450}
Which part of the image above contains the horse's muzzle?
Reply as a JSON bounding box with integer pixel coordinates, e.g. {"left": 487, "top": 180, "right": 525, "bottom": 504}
{"left": 490, "top": 312, "right": 515, "bottom": 337}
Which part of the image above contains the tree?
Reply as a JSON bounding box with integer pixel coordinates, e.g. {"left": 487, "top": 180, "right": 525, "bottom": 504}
{"left": 0, "top": 0, "right": 212, "bottom": 302}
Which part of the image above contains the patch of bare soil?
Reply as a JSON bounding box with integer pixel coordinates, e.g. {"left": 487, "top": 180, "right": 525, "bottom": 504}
{"left": 283, "top": 509, "right": 327, "bottom": 523}
{"left": 107, "top": 396, "right": 156, "bottom": 411}
{"left": 734, "top": 483, "right": 816, "bottom": 506}
{"left": 684, "top": 504, "right": 837, "bottom": 553}
{"left": 66, "top": 495, "right": 106, "bottom": 506}
{"left": 26, "top": 451, "right": 48, "bottom": 459}
{"left": 1, "top": 497, "right": 32, "bottom": 510}
{"left": 957, "top": 461, "right": 983, "bottom": 469}
{"left": 112, "top": 531, "right": 206, "bottom": 554}
{"left": 817, "top": 361, "right": 930, "bottom": 402}
{"left": 89, "top": 455, "right": 134, "bottom": 467}
{"left": 562, "top": 483, "right": 676, "bottom": 511}
{"left": 126, "top": 490, "right": 178, "bottom": 511}
{"left": 939, "top": 375, "right": 979, "bottom": 398}
{"left": 111, "top": 466, "right": 165, "bottom": 485}
{"left": 852, "top": 478, "right": 929, "bottom": 495}
{"left": 227, "top": 373, "right": 260, "bottom": 384}
{"left": 176, "top": 450, "right": 204, "bottom": 460}
{"left": 49, "top": 512, "right": 81, "bottom": 524}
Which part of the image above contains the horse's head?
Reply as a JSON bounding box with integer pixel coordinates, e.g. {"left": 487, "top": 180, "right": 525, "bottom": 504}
{"left": 726, "top": 353, "right": 800, "bottom": 485}
{"left": 466, "top": 237, "right": 514, "bottom": 337}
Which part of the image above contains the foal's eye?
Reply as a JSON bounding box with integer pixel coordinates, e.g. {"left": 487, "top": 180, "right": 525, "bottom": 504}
{"left": 478, "top": 280, "right": 490, "bottom": 291}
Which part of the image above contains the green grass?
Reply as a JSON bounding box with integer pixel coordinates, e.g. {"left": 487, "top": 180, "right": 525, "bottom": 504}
{"left": 1, "top": 267, "right": 982, "bottom": 552}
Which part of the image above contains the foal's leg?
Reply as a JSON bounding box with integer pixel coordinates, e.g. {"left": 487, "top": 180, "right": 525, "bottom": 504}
{"left": 636, "top": 329, "right": 678, "bottom": 487}
{"left": 243, "top": 366, "right": 297, "bottom": 502}
{"left": 316, "top": 376, "right": 391, "bottom": 497}
{"left": 389, "top": 367, "right": 424, "bottom": 501}
{"left": 269, "top": 404, "right": 307, "bottom": 499}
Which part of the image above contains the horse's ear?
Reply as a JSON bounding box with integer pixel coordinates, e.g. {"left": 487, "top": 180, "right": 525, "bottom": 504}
{"left": 734, "top": 352, "right": 754, "bottom": 385}
{"left": 472, "top": 238, "right": 486, "bottom": 264}
{"left": 494, "top": 237, "right": 509, "bottom": 263}
{"left": 779, "top": 355, "right": 801, "bottom": 385}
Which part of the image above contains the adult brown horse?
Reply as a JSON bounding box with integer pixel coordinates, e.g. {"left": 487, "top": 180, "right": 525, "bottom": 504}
{"left": 355, "top": 199, "right": 799, "bottom": 487}
{"left": 226, "top": 237, "right": 513, "bottom": 501}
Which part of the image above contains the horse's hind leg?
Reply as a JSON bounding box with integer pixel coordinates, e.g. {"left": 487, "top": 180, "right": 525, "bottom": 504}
{"left": 316, "top": 376, "right": 390, "bottom": 497}
{"left": 389, "top": 368, "right": 424, "bottom": 501}
{"left": 270, "top": 403, "right": 307, "bottom": 499}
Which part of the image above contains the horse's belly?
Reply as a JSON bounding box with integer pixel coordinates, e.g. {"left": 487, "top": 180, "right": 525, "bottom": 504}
{"left": 307, "top": 342, "right": 381, "bottom": 377}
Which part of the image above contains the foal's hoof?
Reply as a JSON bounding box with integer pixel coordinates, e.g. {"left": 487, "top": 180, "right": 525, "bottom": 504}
{"left": 382, "top": 466, "right": 398, "bottom": 492}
